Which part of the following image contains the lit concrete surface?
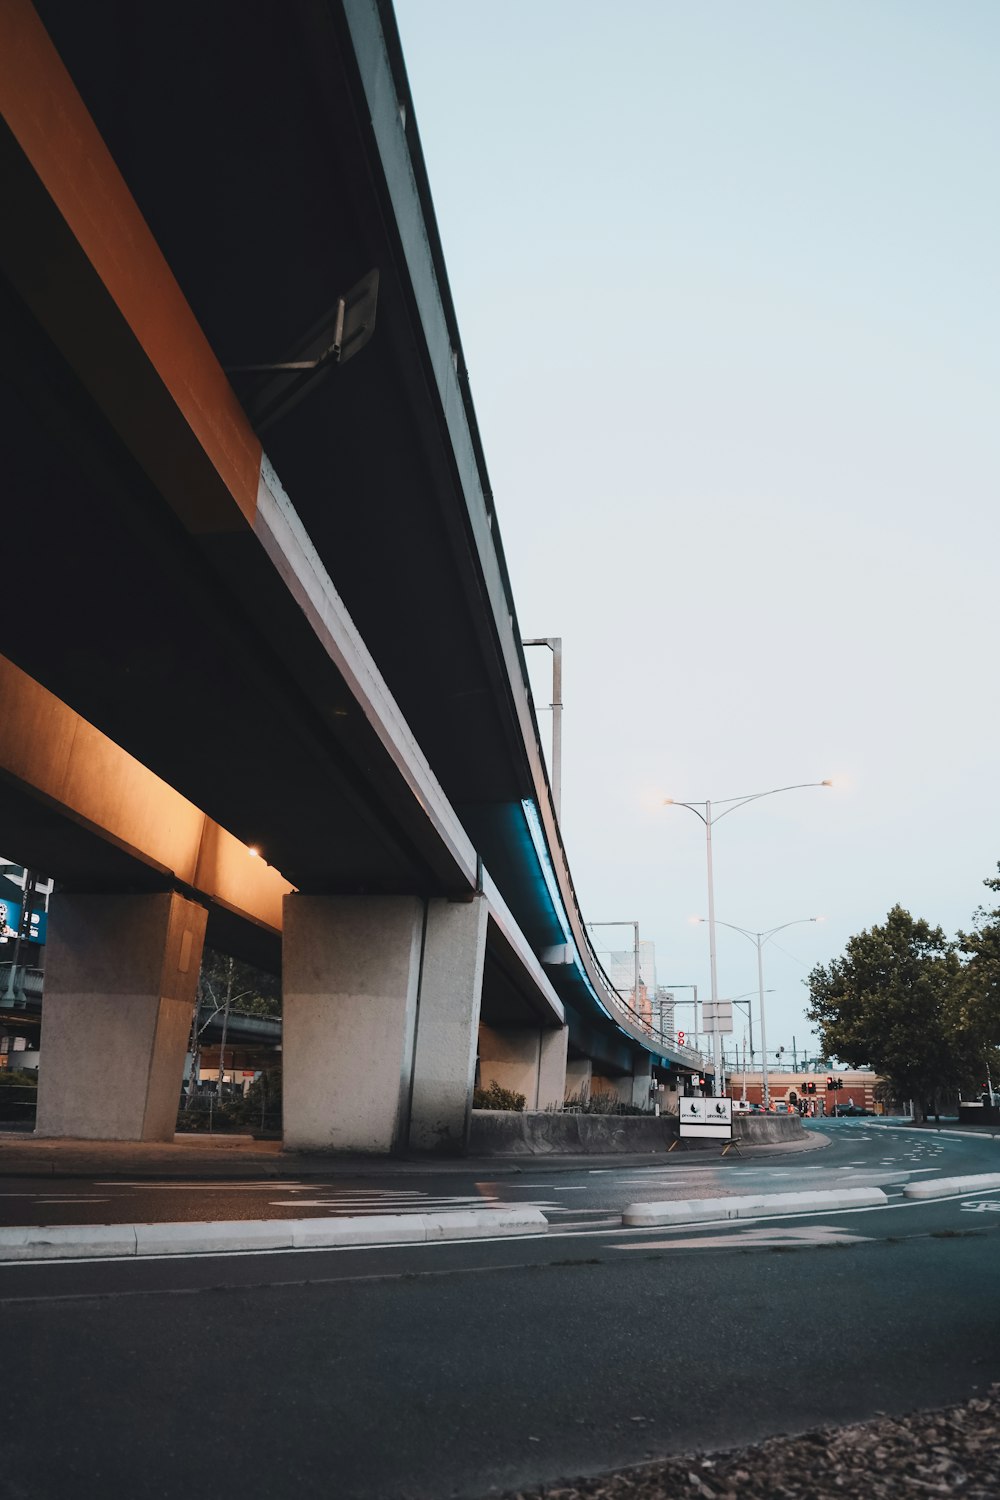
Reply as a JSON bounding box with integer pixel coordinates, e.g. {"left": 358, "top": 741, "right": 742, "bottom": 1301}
{"left": 0, "top": 656, "right": 294, "bottom": 935}
{"left": 0, "top": 1207, "right": 549, "bottom": 1261}
{"left": 281, "top": 895, "right": 424, "bottom": 1154}
{"left": 35, "top": 892, "right": 207, "bottom": 1141}
{"left": 477, "top": 1021, "right": 569, "bottom": 1109}
{"left": 623, "top": 1186, "right": 888, "bottom": 1226}
{"left": 407, "top": 896, "right": 489, "bottom": 1152}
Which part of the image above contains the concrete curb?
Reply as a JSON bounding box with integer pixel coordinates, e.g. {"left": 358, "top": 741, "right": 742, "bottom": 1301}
{"left": 0, "top": 1207, "right": 549, "bottom": 1262}
{"left": 0, "top": 1131, "right": 829, "bottom": 1180}
{"left": 622, "top": 1186, "right": 887, "bottom": 1227}
{"left": 902, "top": 1173, "right": 1000, "bottom": 1201}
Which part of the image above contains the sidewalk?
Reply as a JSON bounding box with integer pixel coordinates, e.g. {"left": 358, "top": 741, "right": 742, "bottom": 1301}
{"left": 0, "top": 1127, "right": 828, "bottom": 1180}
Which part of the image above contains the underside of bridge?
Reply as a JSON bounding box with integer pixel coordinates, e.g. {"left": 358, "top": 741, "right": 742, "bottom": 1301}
{"left": 0, "top": 0, "right": 704, "bottom": 1150}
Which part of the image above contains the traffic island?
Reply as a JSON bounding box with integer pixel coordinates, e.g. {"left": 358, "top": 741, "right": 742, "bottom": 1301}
{"left": 0, "top": 1206, "right": 550, "bottom": 1261}
{"left": 467, "top": 1109, "right": 808, "bottom": 1155}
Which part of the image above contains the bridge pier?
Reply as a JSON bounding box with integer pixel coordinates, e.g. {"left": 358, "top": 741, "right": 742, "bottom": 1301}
{"left": 629, "top": 1051, "right": 654, "bottom": 1109}
{"left": 564, "top": 1057, "right": 593, "bottom": 1103}
{"left": 477, "top": 1021, "right": 568, "bottom": 1110}
{"left": 408, "top": 897, "right": 489, "bottom": 1153}
{"left": 35, "top": 892, "right": 206, "bottom": 1141}
{"left": 282, "top": 894, "right": 490, "bottom": 1154}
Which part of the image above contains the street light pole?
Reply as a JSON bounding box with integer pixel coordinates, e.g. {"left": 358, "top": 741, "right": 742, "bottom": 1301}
{"left": 703, "top": 799, "right": 722, "bottom": 1093}
{"left": 523, "top": 637, "right": 563, "bottom": 822}
{"left": 661, "top": 983, "right": 698, "bottom": 1050}
{"left": 664, "top": 781, "right": 831, "bottom": 1098}
{"left": 588, "top": 920, "right": 642, "bottom": 1028}
{"left": 700, "top": 917, "right": 823, "bottom": 1107}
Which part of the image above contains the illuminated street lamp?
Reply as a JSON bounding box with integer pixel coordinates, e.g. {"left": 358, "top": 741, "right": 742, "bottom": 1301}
{"left": 695, "top": 918, "right": 823, "bottom": 1106}
{"left": 663, "top": 781, "right": 832, "bottom": 1095}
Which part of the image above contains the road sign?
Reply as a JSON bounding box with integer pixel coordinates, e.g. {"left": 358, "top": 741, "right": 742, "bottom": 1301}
{"left": 679, "top": 1096, "right": 733, "bottom": 1140}
{"left": 702, "top": 1001, "right": 733, "bottom": 1035}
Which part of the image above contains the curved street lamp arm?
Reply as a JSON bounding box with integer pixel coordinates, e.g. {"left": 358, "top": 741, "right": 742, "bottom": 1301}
{"left": 710, "top": 781, "right": 830, "bottom": 825}
{"left": 760, "top": 917, "right": 820, "bottom": 945}
{"left": 707, "top": 918, "right": 759, "bottom": 945}
{"left": 662, "top": 799, "right": 708, "bottom": 827}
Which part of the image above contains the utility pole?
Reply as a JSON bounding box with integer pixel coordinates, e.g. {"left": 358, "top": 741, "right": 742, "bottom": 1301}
{"left": 2, "top": 867, "right": 36, "bottom": 1004}
{"left": 522, "top": 637, "right": 563, "bottom": 822}
{"left": 215, "top": 957, "right": 234, "bottom": 1120}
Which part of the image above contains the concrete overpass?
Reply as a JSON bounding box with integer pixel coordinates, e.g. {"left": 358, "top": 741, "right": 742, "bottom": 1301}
{"left": 0, "top": 0, "right": 707, "bottom": 1150}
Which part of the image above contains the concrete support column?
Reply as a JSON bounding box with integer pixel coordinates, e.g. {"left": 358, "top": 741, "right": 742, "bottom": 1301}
{"left": 36, "top": 891, "right": 206, "bottom": 1141}
{"left": 478, "top": 1022, "right": 568, "bottom": 1110}
{"left": 408, "top": 896, "right": 489, "bottom": 1153}
{"left": 591, "top": 1072, "right": 631, "bottom": 1104}
{"left": 564, "top": 1057, "right": 592, "bottom": 1103}
{"left": 631, "top": 1052, "right": 653, "bottom": 1110}
{"left": 282, "top": 895, "right": 424, "bottom": 1153}
{"left": 537, "top": 1025, "right": 569, "bottom": 1108}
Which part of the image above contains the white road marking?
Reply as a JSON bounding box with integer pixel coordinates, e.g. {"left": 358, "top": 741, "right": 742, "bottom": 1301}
{"left": 35, "top": 1198, "right": 111, "bottom": 1205}
{"left": 616, "top": 1224, "right": 871, "bottom": 1251}
{"left": 93, "top": 1181, "right": 313, "bottom": 1190}
{"left": 267, "top": 1194, "right": 507, "bottom": 1212}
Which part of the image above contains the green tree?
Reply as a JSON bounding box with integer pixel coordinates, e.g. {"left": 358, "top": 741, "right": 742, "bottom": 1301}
{"left": 958, "top": 867, "right": 1000, "bottom": 1040}
{"left": 806, "top": 905, "right": 969, "bottom": 1121}
{"left": 198, "top": 947, "right": 280, "bottom": 1019}
{"left": 956, "top": 867, "right": 1000, "bottom": 1095}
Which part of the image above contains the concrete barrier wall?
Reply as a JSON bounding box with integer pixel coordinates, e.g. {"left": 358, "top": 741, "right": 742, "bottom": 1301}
{"left": 468, "top": 1109, "right": 806, "bottom": 1156}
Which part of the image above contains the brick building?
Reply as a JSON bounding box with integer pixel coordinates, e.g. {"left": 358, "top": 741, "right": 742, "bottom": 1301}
{"left": 726, "top": 1068, "right": 883, "bottom": 1113}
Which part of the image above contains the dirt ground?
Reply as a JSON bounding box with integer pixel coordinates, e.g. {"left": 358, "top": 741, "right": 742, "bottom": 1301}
{"left": 500, "top": 1386, "right": 1000, "bottom": 1499}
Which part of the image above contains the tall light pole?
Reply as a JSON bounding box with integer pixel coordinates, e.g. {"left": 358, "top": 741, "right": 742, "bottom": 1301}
{"left": 523, "top": 637, "right": 563, "bottom": 822}
{"left": 664, "top": 781, "right": 831, "bottom": 1096}
{"left": 587, "top": 920, "right": 642, "bottom": 1029}
{"left": 697, "top": 917, "right": 823, "bottom": 1107}
{"left": 660, "top": 982, "right": 698, "bottom": 1050}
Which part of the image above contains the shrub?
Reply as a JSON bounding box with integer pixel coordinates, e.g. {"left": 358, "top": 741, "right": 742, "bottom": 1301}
{"left": 473, "top": 1079, "right": 525, "bottom": 1112}
{"left": 553, "top": 1090, "right": 650, "bottom": 1116}
{"left": 0, "top": 1069, "right": 37, "bottom": 1088}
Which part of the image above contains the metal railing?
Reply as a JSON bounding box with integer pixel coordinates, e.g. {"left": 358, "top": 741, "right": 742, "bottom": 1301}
{"left": 578, "top": 935, "right": 709, "bottom": 1068}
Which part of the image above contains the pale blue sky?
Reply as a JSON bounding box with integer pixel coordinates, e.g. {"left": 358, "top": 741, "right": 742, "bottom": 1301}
{"left": 395, "top": 1, "right": 1000, "bottom": 1060}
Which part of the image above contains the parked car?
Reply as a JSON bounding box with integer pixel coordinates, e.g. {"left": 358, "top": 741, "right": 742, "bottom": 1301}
{"left": 832, "top": 1102, "right": 872, "bottom": 1116}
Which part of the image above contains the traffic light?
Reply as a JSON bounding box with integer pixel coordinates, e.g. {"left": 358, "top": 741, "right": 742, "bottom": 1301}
{"left": 808, "top": 1081, "right": 817, "bottom": 1094}
{"left": 827, "top": 1076, "right": 835, "bottom": 1091}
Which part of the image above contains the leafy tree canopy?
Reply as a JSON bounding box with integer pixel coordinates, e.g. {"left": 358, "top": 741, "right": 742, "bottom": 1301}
{"left": 198, "top": 947, "right": 280, "bottom": 1019}
{"left": 806, "top": 905, "right": 973, "bottom": 1120}
{"left": 957, "top": 865, "right": 1000, "bottom": 1044}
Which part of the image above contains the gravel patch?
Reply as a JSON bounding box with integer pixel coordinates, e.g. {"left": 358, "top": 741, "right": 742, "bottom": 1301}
{"left": 498, "top": 1386, "right": 1000, "bottom": 1499}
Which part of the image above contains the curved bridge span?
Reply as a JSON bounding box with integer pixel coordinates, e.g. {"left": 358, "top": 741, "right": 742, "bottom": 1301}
{"left": 0, "top": 0, "right": 707, "bottom": 1149}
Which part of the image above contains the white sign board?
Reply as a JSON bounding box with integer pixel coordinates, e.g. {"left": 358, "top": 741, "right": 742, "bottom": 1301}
{"left": 702, "top": 1001, "right": 734, "bottom": 1035}
{"left": 679, "top": 1096, "right": 733, "bottom": 1139}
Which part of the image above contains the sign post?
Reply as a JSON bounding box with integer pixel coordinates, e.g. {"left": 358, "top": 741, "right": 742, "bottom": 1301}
{"left": 671, "top": 1095, "right": 741, "bottom": 1155}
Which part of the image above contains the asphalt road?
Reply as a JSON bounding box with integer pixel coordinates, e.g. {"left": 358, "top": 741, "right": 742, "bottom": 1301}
{"left": 0, "top": 1117, "right": 994, "bottom": 1228}
{"left": 3, "top": 1121, "right": 1000, "bottom": 1499}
